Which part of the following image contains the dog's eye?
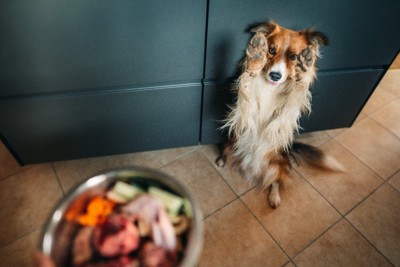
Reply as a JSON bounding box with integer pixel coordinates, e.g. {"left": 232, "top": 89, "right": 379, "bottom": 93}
{"left": 289, "top": 54, "right": 297, "bottom": 61}
{"left": 269, "top": 47, "right": 276, "bottom": 55}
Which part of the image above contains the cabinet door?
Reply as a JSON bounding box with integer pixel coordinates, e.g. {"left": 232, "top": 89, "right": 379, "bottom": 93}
{"left": 205, "top": 0, "right": 400, "bottom": 81}
{"left": 299, "top": 69, "right": 384, "bottom": 132}
{"left": 0, "top": 1, "right": 207, "bottom": 97}
{"left": 0, "top": 85, "right": 201, "bottom": 164}
{"left": 201, "top": 69, "right": 384, "bottom": 144}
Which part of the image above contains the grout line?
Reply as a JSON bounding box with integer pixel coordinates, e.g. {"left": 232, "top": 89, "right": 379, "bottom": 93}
{"left": 332, "top": 129, "right": 394, "bottom": 181}
{"left": 288, "top": 166, "right": 394, "bottom": 261}
{"left": 198, "top": 146, "right": 242, "bottom": 196}
{"left": 289, "top": 216, "right": 343, "bottom": 261}
{"left": 385, "top": 169, "right": 400, "bottom": 193}
{"left": 0, "top": 227, "right": 41, "bottom": 250}
{"left": 0, "top": 164, "right": 35, "bottom": 182}
{"left": 342, "top": 180, "right": 386, "bottom": 217}
{"left": 238, "top": 196, "right": 294, "bottom": 263}
{"left": 51, "top": 163, "right": 65, "bottom": 196}
{"left": 198, "top": 145, "right": 295, "bottom": 262}
{"left": 344, "top": 216, "right": 395, "bottom": 266}
{"left": 156, "top": 145, "right": 203, "bottom": 170}
{"left": 202, "top": 196, "right": 239, "bottom": 220}
{"left": 367, "top": 113, "right": 400, "bottom": 143}
{"left": 293, "top": 137, "right": 392, "bottom": 218}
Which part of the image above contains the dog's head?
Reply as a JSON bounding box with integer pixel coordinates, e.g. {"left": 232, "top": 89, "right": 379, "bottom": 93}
{"left": 251, "top": 21, "right": 329, "bottom": 85}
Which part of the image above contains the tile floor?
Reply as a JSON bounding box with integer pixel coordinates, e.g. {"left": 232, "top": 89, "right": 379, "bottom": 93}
{"left": 0, "top": 65, "right": 399, "bottom": 266}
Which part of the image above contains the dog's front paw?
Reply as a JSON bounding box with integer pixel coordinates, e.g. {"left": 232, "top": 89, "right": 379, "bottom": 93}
{"left": 296, "top": 46, "right": 315, "bottom": 73}
{"left": 246, "top": 32, "right": 268, "bottom": 76}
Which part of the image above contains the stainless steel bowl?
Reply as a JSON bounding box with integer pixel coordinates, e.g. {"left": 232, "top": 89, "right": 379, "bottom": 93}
{"left": 41, "top": 167, "right": 203, "bottom": 267}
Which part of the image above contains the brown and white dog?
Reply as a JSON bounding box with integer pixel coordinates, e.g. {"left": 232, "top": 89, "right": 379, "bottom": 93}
{"left": 217, "top": 21, "right": 340, "bottom": 208}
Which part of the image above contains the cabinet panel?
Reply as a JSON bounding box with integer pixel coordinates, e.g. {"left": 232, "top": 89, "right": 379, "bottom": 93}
{"left": 298, "top": 69, "right": 383, "bottom": 132}
{"left": 0, "top": 1, "right": 207, "bottom": 96}
{"left": 0, "top": 84, "right": 201, "bottom": 164}
{"left": 205, "top": 0, "right": 400, "bottom": 80}
{"left": 201, "top": 69, "right": 384, "bottom": 144}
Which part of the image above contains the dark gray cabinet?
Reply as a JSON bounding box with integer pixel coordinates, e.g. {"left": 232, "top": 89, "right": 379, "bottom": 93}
{"left": 0, "top": 1, "right": 207, "bottom": 96}
{"left": 0, "top": 84, "right": 201, "bottom": 163}
{"left": 0, "top": 0, "right": 399, "bottom": 164}
{"left": 0, "top": 1, "right": 207, "bottom": 164}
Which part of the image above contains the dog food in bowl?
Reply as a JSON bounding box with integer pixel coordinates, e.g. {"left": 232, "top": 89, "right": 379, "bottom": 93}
{"left": 40, "top": 168, "right": 203, "bottom": 267}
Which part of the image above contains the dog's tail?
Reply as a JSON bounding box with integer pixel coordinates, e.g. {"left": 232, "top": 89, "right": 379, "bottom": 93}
{"left": 286, "top": 142, "right": 344, "bottom": 172}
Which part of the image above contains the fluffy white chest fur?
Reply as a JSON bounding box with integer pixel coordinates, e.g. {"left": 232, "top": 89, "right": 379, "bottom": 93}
{"left": 224, "top": 71, "right": 312, "bottom": 182}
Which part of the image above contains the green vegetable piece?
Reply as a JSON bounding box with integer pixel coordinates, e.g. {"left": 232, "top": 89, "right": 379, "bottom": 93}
{"left": 106, "top": 190, "right": 128, "bottom": 203}
{"left": 149, "top": 186, "right": 183, "bottom": 216}
{"left": 182, "top": 198, "right": 193, "bottom": 218}
{"left": 112, "top": 181, "right": 143, "bottom": 200}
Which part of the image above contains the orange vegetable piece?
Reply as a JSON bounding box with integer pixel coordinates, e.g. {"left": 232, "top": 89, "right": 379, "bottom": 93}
{"left": 77, "top": 196, "right": 116, "bottom": 226}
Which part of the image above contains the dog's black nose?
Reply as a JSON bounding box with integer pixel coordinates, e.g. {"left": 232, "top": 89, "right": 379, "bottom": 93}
{"left": 269, "top": 72, "right": 282, "bottom": 82}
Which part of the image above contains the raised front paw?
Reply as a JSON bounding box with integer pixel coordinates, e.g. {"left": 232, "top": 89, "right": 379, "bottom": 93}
{"left": 296, "top": 46, "right": 315, "bottom": 73}
{"left": 246, "top": 32, "right": 268, "bottom": 75}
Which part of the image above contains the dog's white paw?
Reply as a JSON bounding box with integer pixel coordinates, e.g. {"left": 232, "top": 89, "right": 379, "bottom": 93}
{"left": 246, "top": 32, "right": 268, "bottom": 75}
{"left": 215, "top": 156, "right": 225, "bottom": 168}
{"left": 296, "top": 46, "right": 315, "bottom": 73}
{"left": 268, "top": 192, "right": 281, "bottom": 208}
{"left": 268, "top": 182, "right": 281, "bottom": 208}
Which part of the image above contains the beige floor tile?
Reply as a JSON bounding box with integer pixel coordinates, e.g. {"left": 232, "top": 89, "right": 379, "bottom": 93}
{"left": 335, "top": 117, "right": 400, "bottom": 179}
{"left": 282, "top": 262, "right": 296, "bottom": 267}
{"left": 198, "top": 199, "right": 288, "bottom": 267}
{"left": 370, "top": 98, "right": 400, "bottom": 138}
{"left": 390, "top": 53, "right": 400, "bottom": 69}
{"left": 0, "top": 230, "right": 41, "bottom": 267}
{"left": 326, "top": 127, "right": 347, "bottom": 138}
{"left": 123, "top": 145, "right": 200, "bottom": 169}
{"left": 378, "top": 69, "right": 400, "bottom": 96}
{"left": 296, "top": 139, "right": 383, "bottom": 215}
{"left": 295, "top": 130, "right": 331, "bottom": 147}
{"left": 241, "top": 171, "right": 340, "bottom": 257}
{"left": 293, "top": 219, "right": 392, "bottom": 267}
{"left": 388, "top": 171, "right": 400, "bottom": 191}
{"left": 361, "top": 85, "right": 395, "bottom": 115}
{"left": 346, "top": 184, "right": 400, "bottom": 266}
{"left": 54, "top": 146, "right": 199, "bottom": 193}
{"left": 161, "top": 150, "right": 237, "bottom": 218}
{"left": 0, "top": 164, "right": 63, "bottom": 247}
{"left": 0, "top": 141, "right": 30, "bottom": 180}
{"left": 201, "top": 145, "right": 253, "bottom": 195}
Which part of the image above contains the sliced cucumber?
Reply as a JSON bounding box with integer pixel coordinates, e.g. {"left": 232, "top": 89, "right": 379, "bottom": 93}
{"left": 182, "top": 198, "right": 193, "bottom": 218}
{"left": 148, "top": 186, "right": 183, "bottom": 216}
{"left": 106, "top": 190, "right": 128, "bottom": 203}
{"left": 112, "top": 181, "right": 143, "bottom": 201}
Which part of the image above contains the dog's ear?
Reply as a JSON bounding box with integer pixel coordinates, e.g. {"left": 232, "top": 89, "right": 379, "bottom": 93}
{"left": 250, "top": 20, "right": 277, "bottom": 34}
{"left": 304, "top": 29, "right": 329, "bottom": 46}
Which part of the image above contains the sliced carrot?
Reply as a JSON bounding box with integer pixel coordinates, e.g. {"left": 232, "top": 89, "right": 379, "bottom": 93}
{"left": 76, "top": 196, "right": 116, "bottom": 226}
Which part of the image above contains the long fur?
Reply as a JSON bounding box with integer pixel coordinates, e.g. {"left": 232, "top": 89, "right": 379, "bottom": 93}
{"left": 219, "top": 21, "right": 335, "bottom": 208}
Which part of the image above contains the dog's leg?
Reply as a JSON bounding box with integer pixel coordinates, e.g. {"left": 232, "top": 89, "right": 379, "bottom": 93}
{"left": 216, "top": 139, "right": 234, "bottom": 168}
{"left": 216, "top": 147, "right": 227, "bottom": 167}
{"left": 245, "top": 32, "right": 268, "bottom": 76}
{"left": 263, "top": 154, "right": 290, "bottom": 208}
{"left": 268, "top": 181, "right": 281, "bottom": 208}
